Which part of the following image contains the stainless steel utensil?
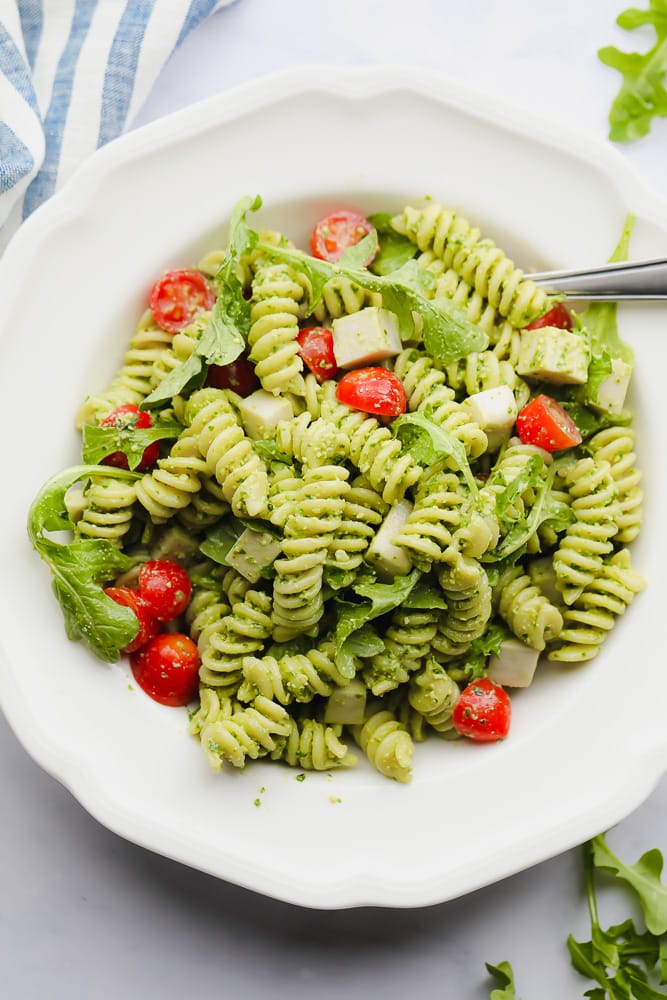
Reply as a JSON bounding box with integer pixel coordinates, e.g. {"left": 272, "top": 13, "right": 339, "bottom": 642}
{"left": 526, "top": 257, "right": 667, "bottom": 300}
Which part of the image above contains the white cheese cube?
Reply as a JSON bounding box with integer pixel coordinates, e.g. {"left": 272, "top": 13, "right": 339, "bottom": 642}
{"left": 487, "top": 639, "right": 539, "bottom": 688}
{"left": 332, "top": 307, "right": 402, "bottom": 369}
{"left": 464, "top": 384, "right": 517, "bottom": 451}
{"left": 225, "top": 528, "right": 282, "bottom": 584}
{"left": 517, "top": 326, "right": 590, "bottom": 385}
{"left": 588, "top": 357, "right": 633, "bottom": 416}
{"left": 237, "top": 390, "right": 294, "bottom": 440}
{"left": 365, "top": 500, "right": 413, "bottom": 579}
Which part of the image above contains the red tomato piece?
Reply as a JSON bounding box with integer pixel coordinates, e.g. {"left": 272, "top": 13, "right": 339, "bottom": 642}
{"left": 130, "top": 633, "right": 200, "bottom": 707}
{"left": 452, "top": 678, "right": 511, "bottom": 743}
{"left": 205, "top": 354, "right": 260, "bottom": 396}
{"left": 336, "top": 367, "right": 407, "bottom": 418}
{"left": 149, "top": 269, "right": 215, "bottom": 334}
{"left": 516, "top": 394, "right": 582, "bottom": 452}
{"left": 297, "top": 326, "right": 338, "bottom": 383}
{"left": 103, "top": 586, "right": 160, "bottom": 654}
{"left": 310, "top": 210, "right": 376, "bottom": 264}
{"left": 524, "top": 302, "right": 574, "bottom": 331}
{"left": 99, "top": 403, "right": 160, "bottom": 471}
{"left": 138, "top": 560, "right": 192, "bottom": 622}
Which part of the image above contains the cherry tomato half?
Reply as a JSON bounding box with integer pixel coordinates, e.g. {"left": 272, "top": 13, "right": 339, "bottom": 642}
{"left": 524, "top": 302, "right": 574, "bottom": 331}
{"left": 297, "top": 327, "right": 339, "bottom": 383}
{"left": 205, "top": 354, "right": 260, "bottom": 396}
{"left": 336, "top": 367, "right": 407, "bottom": 418}
{"left": 310, "top": 210, "right": 376, "bottom": 265}
{"left": 138, "top": 560, "right": 192, "bottom": 622}
{"left": 99, "top": 404, "right": 160, "bottom": 471}
{"left": 452, "top": 678, "right": 511, "bottom": 742}
{"left": 103, "top": 586, "right": 160, "bottom": 654}
{"left": 130, "top": 633, "right": 200, "bottom": 707}
{"left": 516, "top": 394, "right": 582, "bottom": 452}
{"left": 149, "top": 269, "right": 215, "bottom": 334}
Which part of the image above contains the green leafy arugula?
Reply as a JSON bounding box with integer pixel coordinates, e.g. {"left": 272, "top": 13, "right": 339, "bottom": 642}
{"left": 599, "top": 1, "right": 667, "bottom": 142}
{"left": 142, "top": 194, "right": 261, "bottom": 408}
{"left": 392, "top": 411, "right": 478, "bottom": 492}
{"left": 27, "top": 465, "right": 140, "bottom": 661}
{"left": 81, "top": 419, "right": 182, "bottom": 470}
{"left": 333, "top": 569, "right": 420, "bottom": 678}
{"left": 490, "top": 834, "right": 667, "bottom": 999}
{"left": 483, "top": 462, "right": 574, "bottom": 563}
{"left": 367, "top": 211, "right": 419, "bottom": 275}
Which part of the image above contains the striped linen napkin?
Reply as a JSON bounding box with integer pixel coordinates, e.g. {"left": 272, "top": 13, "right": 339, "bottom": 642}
{"left": 0, "top": 0, "right": 236, "bottom": 252}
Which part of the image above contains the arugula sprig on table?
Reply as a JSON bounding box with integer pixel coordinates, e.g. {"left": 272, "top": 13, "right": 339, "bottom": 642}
{"left": 486, "top": 834, "right": 667, "bottom": 999}
{"left": 599, "top": 1, "right": 667, "bottom": 142}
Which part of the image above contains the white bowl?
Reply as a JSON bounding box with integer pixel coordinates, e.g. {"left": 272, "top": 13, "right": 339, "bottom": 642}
{"left": 0, "top": 67, "right": 665, "bottom": 909}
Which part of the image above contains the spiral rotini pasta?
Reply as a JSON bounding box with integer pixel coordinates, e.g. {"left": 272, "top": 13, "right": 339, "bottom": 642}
{"left": 185, "top": 387, "right": 269, "bottom": 518}
{"left": 548, "top": 548, "right": 645, "bottom": 662}
{"left": 32, "top": 195, "right": 645, "bottom": 787}
{"left": 248, "top": 259, "right": 307, "bottom": 396}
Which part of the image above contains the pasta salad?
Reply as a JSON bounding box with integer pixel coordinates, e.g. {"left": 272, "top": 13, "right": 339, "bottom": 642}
{"left": 28, "top": 197, "right": 645, "bottom": 782}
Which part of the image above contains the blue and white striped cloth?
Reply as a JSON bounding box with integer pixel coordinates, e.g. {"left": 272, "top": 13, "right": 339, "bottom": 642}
{"left": 0, "top": 0, "right": 236, "bottom": 252}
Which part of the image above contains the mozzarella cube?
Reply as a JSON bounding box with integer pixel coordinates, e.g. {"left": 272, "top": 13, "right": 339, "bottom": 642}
{"left": 226, "top": 528, "right": 282, "bottom": 584}
{"left": 366, "top": 500, "right": 413, "bottom": 579}
{"left": 237, "top": 389, "right": 293, "bottom": 440}
{"left": 332, "top": 307, "right": 402, "bottom": 369}
{"left": 464, "top": 384, "right": 517, "bottom": 451}
{"left": 517, "top": 326, "right": 590, "bottom": 385}
{"left": 588, "top": 357, "right": 633, "bottom": 416}
{"left": 487, "top": 640, "right": 539, "bottom": 688}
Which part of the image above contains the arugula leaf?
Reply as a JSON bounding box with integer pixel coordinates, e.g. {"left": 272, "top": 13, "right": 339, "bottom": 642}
{"left": 338, "top": 230, "right": 379, "bottom": 270}
{"left": 485, "top": 961, "right": 520, "bottom": 999}
{"left": 368, "top": 212, "right": 419, "bottom": 275}
{"left": 578, "top": 214, "right": 635, "bottom": 370}
{"left": 142, "top": 195, "right": 261, "bottom": 408}
{"left": 81, "top": 420, "right": 181, "bottom": 470}
{"left": 199, "top": 517, "right": 246, "bottom": 565}
{"left": 333, "top": 569, "right": 420, "bottom": 677}
{"left": 253, "top": 438, "right": 292, "bottom": 465}
{"left": 28, "top": 465, "right": 140, "bottom": 661}
{"left": 591, "top": 834, "right": 667, "bottom": 936}
{"left": 599, "top": 2, "right": 667, "bottom": 142}
{"left": 483, "top": 465, "right": 574, "bottom": 563}
{"left": 341, "top": 622, "right": 385, "bottom": 658}
{"left": 392, "top": 411, "right": 478, "bottom": 492}
{"left": 402, "top": 575, "right": 448, "bottom": 610}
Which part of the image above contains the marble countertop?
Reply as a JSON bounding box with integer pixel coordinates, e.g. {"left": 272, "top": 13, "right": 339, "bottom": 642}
{"left": 2, "top": 2, "right": 665, "bottom": 997}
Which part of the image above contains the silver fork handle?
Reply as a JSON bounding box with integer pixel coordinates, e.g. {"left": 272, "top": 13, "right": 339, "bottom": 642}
{"left": 526, "top": 257, "right": 667, "bottom": 300}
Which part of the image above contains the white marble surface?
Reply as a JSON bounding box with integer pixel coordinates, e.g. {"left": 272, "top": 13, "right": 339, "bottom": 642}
{"left": 2, "top": 1, "right": 666, "bottom": 996}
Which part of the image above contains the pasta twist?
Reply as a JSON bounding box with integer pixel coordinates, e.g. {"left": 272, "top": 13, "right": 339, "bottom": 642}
{"left": 75, "top": 474, "right": 137, "bottom": 545}
{"left": 553, "top": 457, "right": 619, "bottom": 605}
{"left": 392, "top": 471, "right": 465, "bottom": 570}
{"left": 199, "top": 695, "right": 291, "bottom": 771}
{"left": 189, "top": 686, "right": 236, "bottom": 737}
{"left": 352, "top": 708, "right": 414, "bottom": 783}
{"left": 362, "top": 608, "right": 440, "bottom": 696}
{"left": 548, "top": 549, "right": 646, "bottom": 662}
{"left": 392, "top": 202, "right": 548, "bottom": 328}
{"left": 321, "top": 398, "right": 422, "bottom": 503}
{"left": 75, "top": 311, "right": 174, "bottom": 428}
{"left": 495, "top": 565, "right": 563, "bottom": 650}
{"left": 587, "top": 427, "right": 642, "bottom": 543}
{"left": 135, "top": 431, "right": 207, "bottom": 524}
{"left": 393, "top": 348, "right": 488, "bottom": 458}
{"left": 271, "top": 715, "right": 357, "bottom": 770}
{"left": 198, "top": 589, "right": 273, "bottom": 690}
{"left": 248, "top": 260, "right": 306, "bottom": 396}
{"left": 238, "top": 639, "right": 349, "bottom": 705}
{"left": 273, "top": 412, "right": 348, "bottom": 468}
{"left": 176, "top": 474, "right": 230, "bottom": 532}
{"left": 184, "top": 567, "right": 232, "bottom": 643}
{"left": 326, "top": 475, "right": 389, "bottom": 581}
{"left": 185, "top": 388, "right": 269, "bottom": 518}
{"left": 272, "top": 465, "right": 349, "bottom": 640}
{"left": 434, "top": 558, "right": 492, "bottom": 659}
{"left": 444, "top": 349, "right": 530, "bottom": 406}
{"left": 408, "top": 658, "right": 461, "bottom": 735}
{"left": 312, "top": 274, "right": 382, "bottom": 323}
{"left": 219, "top": 567, "right": 252, "bottom": 607}
{"left": 149, "top": 317, "right": 202, "bottom": 390}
